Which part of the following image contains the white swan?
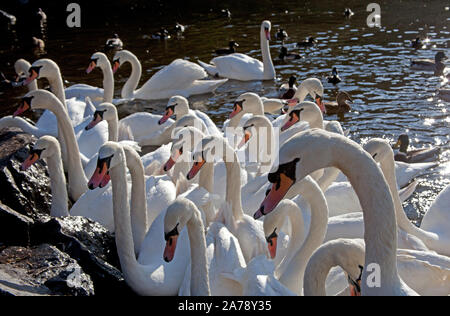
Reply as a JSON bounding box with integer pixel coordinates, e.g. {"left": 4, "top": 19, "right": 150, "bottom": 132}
{"left": 14, "top": 59, "right": 38, "bottom": 91}
{"left": 164, "top": 198, "right": 246, "bottom": 296}
{"left": 88, "top": 142, "right": 188, "bottom": 295}
{"left": 112, "top": 50, "right": 228, "bottom": 101}
{"left": 187, "top": 135, "right": 268, "bottom": 263}
{"left": 198, "top": 21, "right": 276, "bottom": 81}
{"left": 256, "top": 129, "right": 417, "bottom": 295}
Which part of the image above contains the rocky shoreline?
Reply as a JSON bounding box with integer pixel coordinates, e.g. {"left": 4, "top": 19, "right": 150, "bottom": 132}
{"left": 0, "top": 127, "right": 134, "bottom": 296}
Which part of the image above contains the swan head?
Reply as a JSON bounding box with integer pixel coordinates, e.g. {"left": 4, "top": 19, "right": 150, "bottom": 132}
{"left": 21, "top": 135, "right": 60, "bottom": 171}
{"left": 112, "top": 50, "right": 135, "bottom": 74}
{"left": 88, "top": 142, "right": 123, "bottom": 190}
{"left": 292, "top": 78, "right": 325, "bottom": 113}
{"left": 23, "top": 59, "right": 57, "bottom": 86}
{"left": 85, "top": 102, "right": 117, "bottom": 131}
{"left": 255, "top": 129, "right": 334, "bottom": 219}
{"left": 163, "top": 198, "right": 200, "bottom": 262}
{"left": 281, "top": 101, "right": 321, "bottom": 132}
{"left": 87, "top": 52, "right": 109, "bottom": 74}
{"left": 13, "top": 89, "right": 60, "bottom": 117}
{"left": 363, "top": 138, "right": 394, "bottom": 164}
{"left": 158, "top": 96, "right": 190, "bottom": 125}
{"left": 164, "top": 126, "right": 205, "bottom": 172}
{"left": 229, "top": 92, "right": 264, "bottom": 121}
{"left": 14, "top": 59, "right": 32, "bottom": 79}
{"left": 261, "top": 20, "right": 272, "bottom": 41}
{"left": 238, "top": 115, "right": 271, "bottom": 149}
{"left": 187, "top": 135, "right": 224, "bottom": 180}
{"left": 263, "top": 199, "right": 298, "bottom": 259}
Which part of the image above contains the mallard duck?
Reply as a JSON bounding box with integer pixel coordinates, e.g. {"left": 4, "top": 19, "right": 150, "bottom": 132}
{"left": 297, "top": 37, "right": 317, "bottom": 48}
{"left": 279, "top": 76, "right": 297, "bottom": 99}
{"left": 275, "top": 28, "right": 288, "bottom": 41}
{"left": 327, "top": 67, "right": 342, "bottom": 85}
{"left": 279, "top": 46, "right": 302, "bottom": 61}
{"left": 105, "top": 33, "right": 123, "bottom": 51}
{"left": 393, "top": 134, "right": 440, "bottom": 163}
{"left": 411, "top": 51, "right": 446, "bottom": 74}
{"left": 324, "top": 91, "right": 353, "bottom": 115}
{"left": 411, "top": 37, "right": 423, "bottom": 49}
{"left": 215, "top": 41, "right": 239, "bottom": 56}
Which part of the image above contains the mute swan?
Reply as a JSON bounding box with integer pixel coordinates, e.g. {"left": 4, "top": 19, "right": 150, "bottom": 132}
{"left": 89, "top": 142, "right": 188, "bottom": 295}
{"left": 187, "top": 135, "right": 268, "bottom": 263}
{"left": 305, "top": 238, "right": 450, "bottom": 296}
{"left": 256, "top": 129, "right": 418, "bottom": 295}
{"left": 14, "top": 59, "right": 38, "bottom": 91}
{"left": 164, "top": 198, "right": 247, "bottom": 296}
{"left": 198, "top": 21, "right": 276, "bottom": 81}
{"left": 112, "top": 50, "right": 228, "bottom": 100}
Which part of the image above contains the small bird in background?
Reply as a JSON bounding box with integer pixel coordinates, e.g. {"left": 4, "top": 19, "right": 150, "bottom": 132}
{"left": 275, "top": 28, "right": 288, "bottom": 41}
{"left": 279, "top": 76, "right": 297, "bottom": 99}
{"left": 105, "top": 33, "right": 124, "bottom": 52}
{"left": 175, "top": 22, "right": 186, "bottom": 34}
{"left": 32, "top": 37, "right": 45, "bottom": 56}
{"left": 221, "top": 9, "right": 231, "bottom": 19}
{"left": 411, "top": 51, "right": 447, "bottom": 75}
{"left": 411, "top": 37, "right": 423, "bottom": 49}
{"left": 344, "top": 8, "right": 354, "bottom": 18}
{"left": 327, "top": 67, "right": 342, "bottom": 85}
{"left": 279, "top": 46, "right": 302, "bottom": 61}
{"left": 37, "top": 8, "right": 47, "bottom": 25}
{"left": 215, "top": 41, "right": 239, "bottom": 56}
{"left": 151, "top": 28, "right": 171, "bottom": 40}
{"left": 297, "top": 37, "right": 317, "bottom": 48}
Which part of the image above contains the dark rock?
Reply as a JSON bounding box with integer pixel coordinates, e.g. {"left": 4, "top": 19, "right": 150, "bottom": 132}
{"left": 31, "top": 216, "right": 135, "bottom": 296}
{"left": 0, "top": 244, "right": 94, "bottom": 296}
{"left": 0, "top": 128, "right": 52, "bottom": 220}
{"left": 0, "top": 202, "right": 33, "bottom": 246}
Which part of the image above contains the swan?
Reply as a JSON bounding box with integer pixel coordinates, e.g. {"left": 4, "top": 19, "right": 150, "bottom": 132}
{"left": 112, "top": 50, "right": 228, "bottom": 100}
{"left": 198, "top": 21, "right": 276, "bottom": 81}
{"left": 304, "top": 238, "right": 450, "bottom": 296}
{"left": 187, "top": 135, "right": 268, "bottom": 263}
{"left": 13, "top": 59, "right": 38, "bottom": 91}
{"left": 256, "top": 129, "right": 418, "bottom": 295}
{"left": 164, "top": 198, "right": 247, "bottom": 296}
{"left": 88, "top": 142, "right": 188, "bottom": 295}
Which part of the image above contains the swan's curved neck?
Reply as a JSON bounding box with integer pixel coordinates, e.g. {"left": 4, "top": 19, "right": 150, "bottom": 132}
{"left": 107, "top": 116, "right": 119, "bottom": 142}
{"left": 260, "top": 29, "right": 275, "bottom": 80}
{"left": 124, "top": 147, "right": 148, "bottom": 255}
{"left": 380, "top": 156, "right": 438, "bottom": 246}
{"left": 122, "top": 54, "right": 142, "bottom": 99}
{"left": 303, "top": 240, "right": 365, "bottom": 296}
{"left": 38, "top": 97, "right": 87, "bottom": 200}
{"left": 199, "top": 161, "right": 215, "bottom": 225}
{"left": 27, "top": 79, "right": 38, "bottom": 92}
{"left": 46, "top": 70, "right": 67, "bottom": 108}
{"left": 224, "top": 143, "right": 244, "bottom": 221}
{"left": 330, "top": 139, "right": 400, "bottom": 294}
{"left": 99, "top": 63, "right": 114, "bottom": 103}
{"left": 45, "top": 151, "right": 70, "bottom": 218}
{"left": 186, "top": 207, "right": 211, "bottom": 296}
{"left": 316, "top": 167, "right": 341, "bottom": 192}
{"left": 279, "top": 177, "right": 328, "bottom": 295}
{"left": 0, "top": 117, "right": 43, "bottom": 137}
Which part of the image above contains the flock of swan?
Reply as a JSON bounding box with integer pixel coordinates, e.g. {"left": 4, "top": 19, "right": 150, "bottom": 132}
{"left": 1, "top": 20, "right": 449, "bottom": 296}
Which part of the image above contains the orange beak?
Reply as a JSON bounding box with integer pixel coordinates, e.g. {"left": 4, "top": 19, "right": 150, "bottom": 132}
{"left": 229, "top": 103, "right": 243, "bottom": 119}
{"left": 238, "top": 130, "right": 252, "bottom": 149}
{"left": 265, "top": 29, "right": 271, "bottom": 41}
{"left": 267, "top": 236, "right": 278, "bottom": 259}
{"left": 23, "top": 69, "right": 38, "bottom": 86}
{"left": 281, "top": 112, "right": 299, "bottom": 132}
{"left": 254, "top": 173, "right": 294, "bottom": 219}
{"left": 86, "top": 61, "right": 96, "bottom": 74}
{"left": 13, "top": 100, "right": 30, "bottom": 117}
{"left": 21, "top": 153, "right": 40, "bottom": 171}
{"left": 99, "top": 172, "right": 111, "bottom": 188}
{"left": 187, "top": 158, "right": 206, "bottom": 180}
{"left": 349, "top": 280, "right": 362, "bottom": 296}
{"left": 88, "top": 160, "right": 109, "bottom": 190}
{"left": 164, "top": 150, "right": 182, "bottom": 172}
{"left": 112, "top": 60, "right": 120, "bottom": 74}
{"left": 85, "top": 112, "right": 103, "bottom": 131}
{"left": 163, "top": 235, "right": 179, "bottom": 263}
{"left": 287, "top": 98, "right": 299, "bottom": 107}
{"left": 316, "top": 96, "right": 326, "bottom": 114}
{"left": 158, "top": 107, "right": 174, "bottom": 125}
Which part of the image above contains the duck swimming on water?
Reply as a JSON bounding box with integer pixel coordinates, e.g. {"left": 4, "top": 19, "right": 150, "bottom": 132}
{"left": 327, "top": 67, "right": 341, "bottom": 85}
{"left": 411, "top": 51, "right": 446, "bottom": 75}
{"left": 324, "top": 91, "right": 353, "bottom": 115}
{"left": 215, "top": 41, "right": 239, "bottom": 56}
{"left": 393, "top": 134, "right": 440, "bottom": 163}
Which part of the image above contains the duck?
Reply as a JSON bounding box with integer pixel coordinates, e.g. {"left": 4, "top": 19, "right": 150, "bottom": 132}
{"left": 275, "top": 28, "right": 288, "bottom": 41}
{"left": 198, "top": 21, "right": 276, "bottom": 81}
{"left": 327, "top": 67, "right": 341, "bottom": 85}
{"left": 411, "top": 51, "right": 447, "bottom": 75}
{"left": 164, "top": 198, "right": 247, "bottom": 296}
{"left": 256, "top": 129, "right": 418, "bottom": 295}
{"left": 105, "top": 33, "right": 123, "bottom": 52}
{"left": 221, "top": 9, "right": 232, "bottom": 19}
{"left": 279, "top": 76, "right": 297, "bottom": 100}
{"left": 88, "top": 142, "right": 186, "bottom": 295}
{"left": 438, "top": 88, "right": 450, "bottom": 101}
{"left": 279, "top": 47, "right": 302, "bottom": 61}
{"left": 175, "top": 22, "right": 186, "bottom": 33}
{"left": 31, "top": 37, "right": 45, "bottom": 52}
{"left": 324, "top": 91, "right": 353, "bottom": 115}
{"left": 392, "top": 134, "right": 440, "bottom": 163}
{"left": 215, "top": 41, "right": 239, "bottom": 56}
{"left": 151, "top": 28, "right": 171, "bottom": 40}
{"left": 344, "top": 8, "right": 354, "bottom": 18}
{"left": 297, "top": 37, "right": 317, "bottom": 48}
{"left": 411, "top": 37, "right": 423, "bottom": 49}
{"left": 112, "top": 50, "right": 228, "bottom": 100}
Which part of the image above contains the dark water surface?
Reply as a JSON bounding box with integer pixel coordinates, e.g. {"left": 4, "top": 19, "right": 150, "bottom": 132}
{"left": 0, "top": 0, "right": 449, "bottom": 222}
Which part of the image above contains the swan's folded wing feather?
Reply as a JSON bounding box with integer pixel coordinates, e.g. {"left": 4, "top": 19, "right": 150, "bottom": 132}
{"left": 211, "top": 53, "right": 264, "bottom": 80}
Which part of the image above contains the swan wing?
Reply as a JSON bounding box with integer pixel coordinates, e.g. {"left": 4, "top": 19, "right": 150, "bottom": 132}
{"left": 209, "top": 54, "right": 264, "bottom": 81}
